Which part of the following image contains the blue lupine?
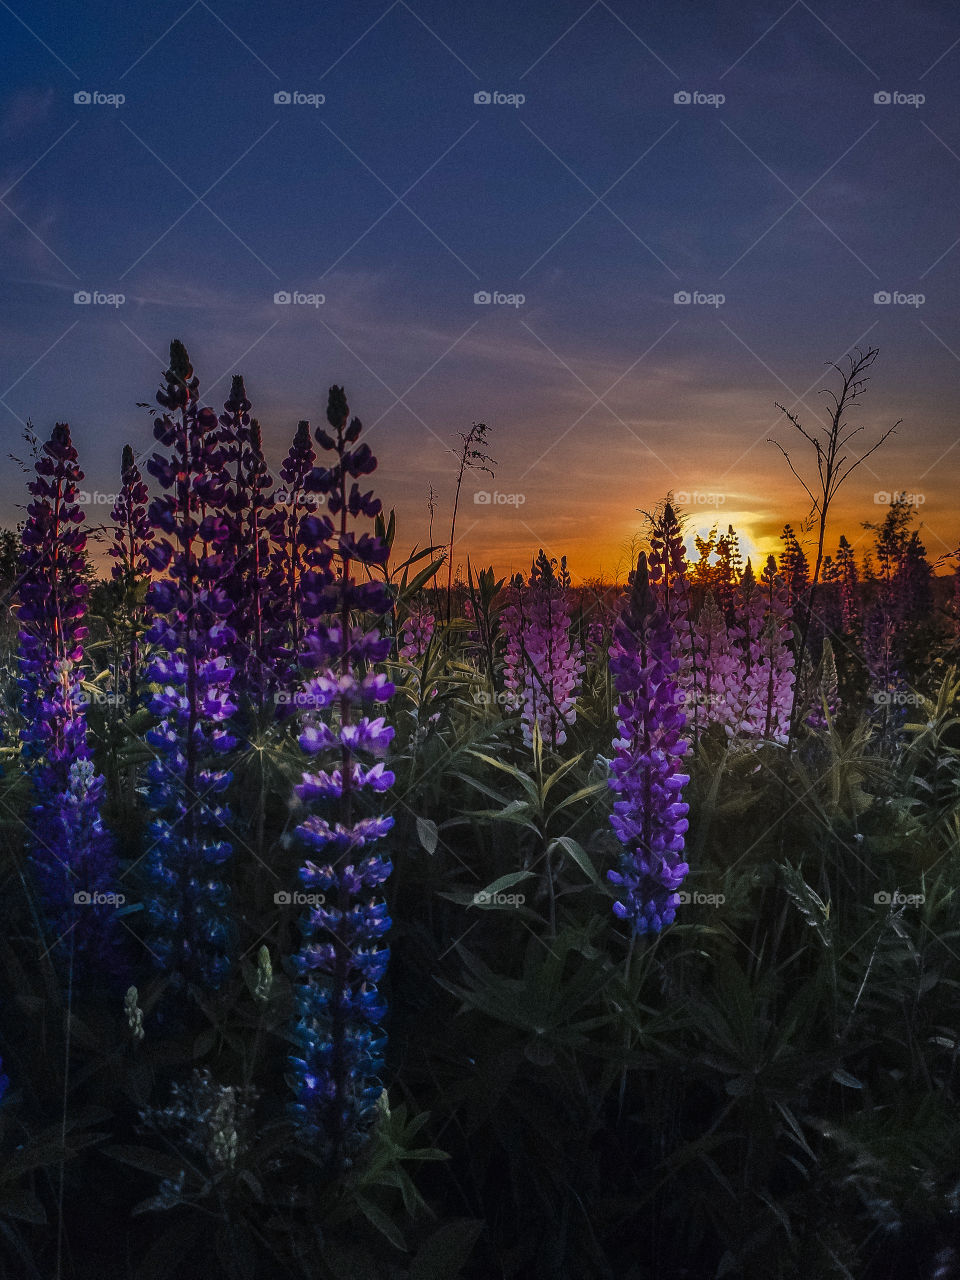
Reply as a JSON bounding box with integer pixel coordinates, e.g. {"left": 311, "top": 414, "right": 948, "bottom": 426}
{"left": 607, "top": 552, "right": 691, "bottom": 935}
{"left": 286, "top": 385, "right": 396, "bottom": 1171}
{"left": 16, "top": 423, "right": 123, "bottom": 971}
{"left": 142, "top": 342, "right": 238, "bottom": 990}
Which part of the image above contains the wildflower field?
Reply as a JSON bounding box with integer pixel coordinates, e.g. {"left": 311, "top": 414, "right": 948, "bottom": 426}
{"left": 2, "top": 339, "right": 960, "bottom": 1280}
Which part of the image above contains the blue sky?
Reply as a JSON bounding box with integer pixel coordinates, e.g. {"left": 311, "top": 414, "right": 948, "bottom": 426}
{"left": 1, "top": 0, "right": 958, "bottom": 578}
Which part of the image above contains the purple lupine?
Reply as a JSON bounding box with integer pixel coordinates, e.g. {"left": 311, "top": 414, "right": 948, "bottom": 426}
{"left": 265, "top": 421, "right": 332, "bottom": 681}
{"left": 287, "top": 385, "right": 396, "bottom": 1171}
{"left": 142, "top": 342, "right": 238, "bottom": 991}
{"left": 739, "top": 556, "right": 795, "bottom": 745}
{"left": 836, "top": 535, "right": 860, "bottom": 635}
{"left": 399, "top": 598, "right": 435, "bottom": 663}
{"left": 501, "top": 551, "right": 583, "bottom": 750}
{"left": 647, "top": 501, "right": 697, "bottom": 716}
{"left": 691, "top": 590, "right": 738, "bottom": 734}
{"left": 218, "top": 379, "right": 275, "bottom": 698}
{"left": 108, "top": 444, "right": 154, "bottom": 707}
{"left": 16, "top": 423, "right": 123, "bottom": 971}
{"left": 804, "top": 638, "right": 840, "bottom": 730}
{"left": 607, "top": 553, "right": 690, "bottom": 935}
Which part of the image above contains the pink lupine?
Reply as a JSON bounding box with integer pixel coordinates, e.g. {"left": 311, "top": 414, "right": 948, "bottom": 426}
{"left": 501, "top": 551, "right": 584, "bottom": 750}
{"left": 690, "top": 591, "right": 738, "bottom": 734}
{"left": 399, "top": 598, "right": 435, "bottom": 663}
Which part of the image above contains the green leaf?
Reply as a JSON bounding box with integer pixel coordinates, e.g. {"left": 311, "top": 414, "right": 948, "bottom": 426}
{"left": 416, "top": 817, "right": 439, "bottom": 855}
{"left": 832, "top": 1068, "right": 864, "bottom": 1089}
{"left": 104, "top": 1144, "right": 186, "bottom": 1181}
{"left": 547, "top": 836, "right": 602, "bottom": 886}
{"left": 353, "top": 1194, "right": 408, "bottom": 1251}
{"left": 409, "top": 1219, "right": 484, "bottom": 1280}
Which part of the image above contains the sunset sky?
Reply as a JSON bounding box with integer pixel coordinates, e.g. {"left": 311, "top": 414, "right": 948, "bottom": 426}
{"left": 1, "top": 0, "right": 958, "bottom": 582}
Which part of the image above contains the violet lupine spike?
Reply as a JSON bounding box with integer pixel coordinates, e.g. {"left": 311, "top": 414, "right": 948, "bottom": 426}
{"left": 691, "top": 590, "right": 738, "bottom": 734}
{"left": 500, "top": 551, "right": 583, "bottom": 750}
{"left": 647, "top": 501, "right": 697, "bottom": 714}
{"left": 108, "top": 444, "right": 154, "bottom": 707}
{"left": 607, "top": 553, "right": 690, "bottom": 936}
{"left": 142, "top": 342, "right": 238, "bottom": 991}
{"left": 286, "top": 385, "right": 396, "bottom": 1173}
{"left": 738, "top": 557, "right": 795, "bottom": 745}
{"left": 265, "top": 421, "right": 334, "bottom": 685}
{"left": 804, "top": 638, "right": 840, "bottom": 730}
{"left": 16, "top": 422, "right": 124, "bottom": 974}
{"left": 218, "top": 380, "right": 277, "bottom": 698}
{"left": 399, "top": 598, "right": 435, "bottom": 663}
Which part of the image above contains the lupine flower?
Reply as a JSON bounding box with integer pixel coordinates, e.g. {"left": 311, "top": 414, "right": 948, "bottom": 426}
{"left": 836, "top": 535, "right": 860, "bottom": 635}
{"left": 738, "top": 557, "right": 796, "bottom": 745}
{"left": 803, "top": 638, "right": 840, "bottom": 730}
{"left": 647, "top": 501, "right": 697, "bottom": 710}
{"left": 265, "top": 420, "right": 333, "bottom": 683}
{"left": 286, "top": 385, "right": 396, "bottom": 1172}
{"left": 16, "top": 423, "right": 123, "bottom": 971}
{"left": 501, "top": 551, "right": 584, "bottom": 749}
{"left": 218, "top": 378, "right": 276, "bottom": 699}
{"left": 142, "top": 341, "right": 238, "bottom": 991}
{"left": 399, "top": 598, "right": 435, "bottom": 663}
{"left": 607, "top": 553, "right": 690, "bottom": 935}
{"left": 690, "top": 590, "right": 739, "bottom": 733}
{"left": 108, "top": 444, "right": 154, "bottom": 706}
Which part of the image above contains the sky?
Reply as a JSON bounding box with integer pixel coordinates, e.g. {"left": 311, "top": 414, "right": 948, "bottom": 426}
{"left": 0, "top": 0, "right": 959, "bottom": 583}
